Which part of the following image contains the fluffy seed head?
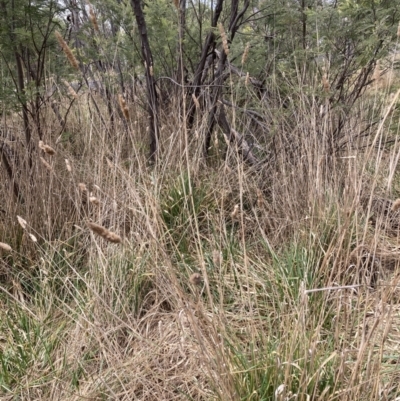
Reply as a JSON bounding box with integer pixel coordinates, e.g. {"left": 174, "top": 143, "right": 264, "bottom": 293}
{"left": 87, "top": 222, "right": 122, "bottom": 244}
{"left": 63, "top": 79, "right": 78, "bottom": 99}
{"left": 218, "top": 23, "right": 229, "bottom": 56}
{"left": 231, "top": 204, "right": 239, "bottom": 219}
{"left": 0, "top": 242, "right": 12, "bottom": 252}
{"left": 78, "top": 183, "right": 88, "bottom": 192}
{"left": 87, "top": 2, "right": 99, "bottom": 32}
{"left": 118, "top": 94, "right": 130, "bottom": 120}
{"left": 392, "top": 198, "right": 400, "bottom": 212}
{"left": 55, "top": 30, "right": 79, "bottom": 70}
{"left": 241, "top": 42, "right": 250, "bottom": 65}
{"left": 322, "top": 73, "right": 330, "bottom": 93}
{"left": 189, "top": 272, "right": 203, "bottom": 286}
{"left": 29, "top": 233, "right": 38, "bottom": 243}
{"left": 118, "top": 94, "right": 126, "bottom": 108}
{"left": 40, "top": 157, "right": 52, "bottom": 171}
{"left": 65, "top": 159, "right": 72, "bottom": 172}
{"left": 214, "top": 135, "right": 219, "bottom": 147}
{"left": 17, "top": 216, "right": 27, "bottom": 230}
{"left": 39, "top": 141, "right": 56, "bottom": 155}
{"left": 212, "top": 249, "right": 221, "bottom": 266}
{"left": 89, "top": 196, "right": 100, "bottom": 206}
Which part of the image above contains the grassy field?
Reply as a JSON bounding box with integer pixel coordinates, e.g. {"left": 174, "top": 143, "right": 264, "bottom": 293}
{"left": 1, "top": 64, "right": 400, "bottom": 400}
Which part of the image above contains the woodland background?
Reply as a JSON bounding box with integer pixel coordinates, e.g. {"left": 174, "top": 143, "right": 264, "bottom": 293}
{"left": 1, "top": 0, "right": 400, "bottom": 399}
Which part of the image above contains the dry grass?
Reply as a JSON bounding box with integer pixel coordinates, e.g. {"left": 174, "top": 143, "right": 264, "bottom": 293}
{"left": 1, "top": 61, "right": 400, "bottom": 401}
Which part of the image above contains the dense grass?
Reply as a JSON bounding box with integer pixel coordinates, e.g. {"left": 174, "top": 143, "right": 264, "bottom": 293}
{"left": 1, "top": 61, "right": 400, "bottom": 400}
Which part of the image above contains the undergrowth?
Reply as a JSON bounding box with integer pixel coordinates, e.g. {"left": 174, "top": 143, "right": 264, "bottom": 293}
{"left": 1, "top": 63, "right": 400, "bottom": 401}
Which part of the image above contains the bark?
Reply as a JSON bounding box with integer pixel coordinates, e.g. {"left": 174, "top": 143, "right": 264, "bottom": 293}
{"left": 0, "top": 138, "right": 23, "bottom": 202}
{"left": 15, "top": 51, "right": 33, "bottom": 169}
{"left": 130, "top": 0, "right": 159, "bottom": 162}
{"left": 186, "top": 0, "right": 225, "bottom": 129}
{"left": 203, "top": 0, "right": 249, "bottom": 156}
{"left": 175, "top": 0, "right": 187, "bottom": 88}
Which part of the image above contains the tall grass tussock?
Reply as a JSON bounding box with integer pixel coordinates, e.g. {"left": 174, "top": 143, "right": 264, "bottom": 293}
{"left": 1, "top": 35, "right": 400, "bottom": 401}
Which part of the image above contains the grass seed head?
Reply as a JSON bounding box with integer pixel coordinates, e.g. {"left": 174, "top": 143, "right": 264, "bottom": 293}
{"left": 17, "top": 216, "right": 27, "bottom": 230}
{"left": 231, "top": 204, "right": 239, "bottom": 219}
{"left": 89, "top": 196, "right": 100, "bottom": 206}
{"left": 39, "top": 141, "right": 56, "bottom": 155}
{"left": 55, "top": 30, "right": 79, "bottom": 70}
{"left": 87, "top": 2, "right": 99, "bottom": 32}
{"left": 218, "top": 23, "right": 229, "bottom": 56}
{"left": 78, "top": 183, "right": 88, "bottom": 192}
{"left": 118, "top": 94, "right": 130, "bottom": 120}
{"left": 322, "top": 73, "right": 330, "bottom": 93}
{"left": 40, "top": 157, "right": 53, "bottom": 171}
{"left": 212, "top": 249, "right": 221, "bottom": 266}
{"left": 87, "top": 222, "right": 122, "bottom": 244}
{"left": 241, "top": 42, "right": 250, "bottom": 65}
{"left": 63, "top": 79, "right": 78, "bottom": 99}
{"left": 29, "top": 233, "right": 37, "bottom": 243}
{"left": 391, "top": 198, "right": 400, "bottom": 212}
{"left": 0, "top": 242, "right": 12, "bottom": 252}
{"left": 189, "top": 272, "right": 203, "bottom": 286}
{"left": 65, "top": 159, "right": 72, "bottom": 172}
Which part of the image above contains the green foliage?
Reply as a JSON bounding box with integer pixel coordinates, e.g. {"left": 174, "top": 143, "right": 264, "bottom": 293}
{"left": 230, "top": 0, "right": 399, "bottom": 110}
{"left": 226, "top": 328, "right": 337, "bottom": 400}
{"left": 145, "top": 0, "right": 178, "bottom": 75}
{"left": 161, "top": 173, "right": 211, "bottom": 256}
{"left": 0, "top": 0, "right": 62, "bottom": 112}
{"left": 0, "top": 308, "right": 61, "bottom": 392}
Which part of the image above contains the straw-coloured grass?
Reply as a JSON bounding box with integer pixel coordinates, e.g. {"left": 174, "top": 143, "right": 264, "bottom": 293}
{"left": 1, "top": 43, "right": 400, "bottom": 401}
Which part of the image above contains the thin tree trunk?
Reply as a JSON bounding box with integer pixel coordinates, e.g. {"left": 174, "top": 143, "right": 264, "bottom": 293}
{"left": 175, "top": 0, "right": 187, "bottom": 88}
{"left": 130, "top": 0, "right": 159, "bottom": 162}
{"left": 1, "top": 142, "right": 23, "bottom": 202}
{"left": 301, "top": 0, "right": 306, "bottom": 50}
{"left": 203, "top": 0, "right": 249, "bottom": 156}
{"left": 15, "top": 51, "right": 33, "bottom": 169}
{"left": 186, "top": 0, "right": 225, "bottom": 129}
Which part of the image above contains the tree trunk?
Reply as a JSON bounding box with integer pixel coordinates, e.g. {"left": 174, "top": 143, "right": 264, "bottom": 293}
{"left": 175, "top": 0, "right": 187, "bottom": 88}
{"left": 130, "top": 0, "right": 159, "bottom": 162}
